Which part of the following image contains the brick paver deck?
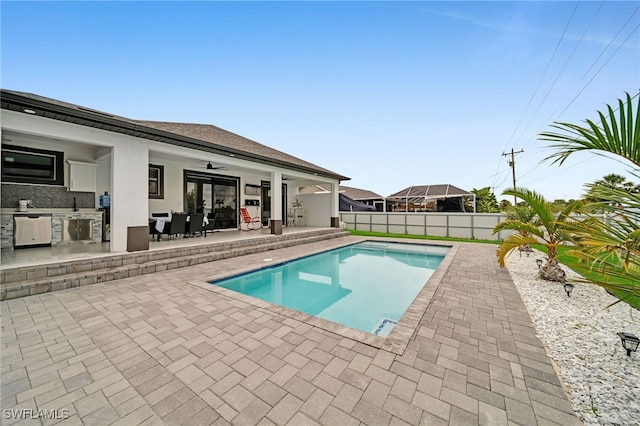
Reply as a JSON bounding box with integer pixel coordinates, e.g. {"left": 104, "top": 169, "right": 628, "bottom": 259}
{"left": 1, "top": 237, "right": 581, "bottom": 425}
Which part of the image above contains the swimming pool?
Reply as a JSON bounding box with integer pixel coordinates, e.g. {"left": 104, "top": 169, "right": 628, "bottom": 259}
{"left": 210, "top": 241, "right": 449, "bottom": 336}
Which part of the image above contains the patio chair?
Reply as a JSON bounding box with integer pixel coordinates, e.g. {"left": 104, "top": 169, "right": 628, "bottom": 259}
{"left": 240, "top": 207, "right": 262, "bottom": 231}
{"left": 160, "top": 213, "right": 187, "bottom": 240}
{"left": 187, "top": 213, "right": 204, "bottom": 237}
{"left": 204, "top": 212, "right": 216, "bottom": 236}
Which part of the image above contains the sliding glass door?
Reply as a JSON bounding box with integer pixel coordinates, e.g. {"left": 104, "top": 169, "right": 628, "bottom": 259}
{"left": 261, "top": 181, "right": 287, "bottom": 226}
{"left": 213, "top": 179, "right": 237, "bottom": 229}
{"left": 185, "top": 171, "right": 238, "bottom": 230}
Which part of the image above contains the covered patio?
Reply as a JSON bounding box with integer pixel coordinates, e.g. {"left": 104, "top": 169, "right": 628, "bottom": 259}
{"left": 0, "top": 226, "right": 329, "bottom": 270}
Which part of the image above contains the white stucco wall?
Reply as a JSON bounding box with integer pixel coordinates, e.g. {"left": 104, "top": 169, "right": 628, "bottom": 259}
{"left": 147, "top": 159, "right": 270, "bottom": 215}
{"left": 95, "top": 156, "right": 111, "bottom": 205}
{"left": 110, "top": 144, "right": 148, "bottom": 251}
{"left": 3, "top": 110, "right": 150, "bottom": 252}
{"left": 296, "top": 193, "right": 331, "bottom": 227}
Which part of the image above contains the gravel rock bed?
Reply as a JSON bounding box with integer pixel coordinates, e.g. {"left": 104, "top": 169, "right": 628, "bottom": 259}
{"left": 505, "top": 250, "right": 640, "bottom": 426}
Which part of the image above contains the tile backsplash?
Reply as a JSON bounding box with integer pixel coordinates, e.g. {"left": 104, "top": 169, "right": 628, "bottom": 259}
{"left": 1, "top": 183, "right": 95, "bottom": 209}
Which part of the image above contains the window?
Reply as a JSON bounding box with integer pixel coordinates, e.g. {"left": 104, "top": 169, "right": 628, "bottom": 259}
{"left": 149, "top": 164, "right": 164, "bottom": 199}
{"left": 1, "top": 144, "right": 64, "bottom": 186}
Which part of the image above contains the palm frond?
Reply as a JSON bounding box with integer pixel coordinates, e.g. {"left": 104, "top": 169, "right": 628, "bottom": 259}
{"left": 502, "top": 187, "right": 556, "bottom": 226}
{"left": 493, "top": 220, "right": 544, "bottom": 238}
{"left": 495, "top": 234, "right": 541, "bottom": 268}
{"left": 540, "top": 92, "right": 640, "bottom": 168}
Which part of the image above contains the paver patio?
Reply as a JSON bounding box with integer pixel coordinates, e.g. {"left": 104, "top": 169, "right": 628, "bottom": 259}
{"left": 1, "top": 237, "right": 581, "bottom": 425}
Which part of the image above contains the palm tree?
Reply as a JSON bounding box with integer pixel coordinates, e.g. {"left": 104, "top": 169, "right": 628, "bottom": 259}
{"left": 538, "top": 91, "right": 639, "bottom": 308}
{"left": 471, "top": 187, "right": 499, "bottom": 213}
{"left": 586, "top": 173, "right": 638, "bottom": 205}
{"left": 493, "top": 187, "right": 581, "bottom": 279}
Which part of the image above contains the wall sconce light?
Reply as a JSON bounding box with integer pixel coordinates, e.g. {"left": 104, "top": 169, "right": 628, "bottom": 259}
{"left": 536, "top": 259, "right": 543, "bottom": 269}
{"left": 617, "top": 332, "right": 640, "bottom": 357}
{"left": 563, "top": 283, "right": 574, "bottom": 297}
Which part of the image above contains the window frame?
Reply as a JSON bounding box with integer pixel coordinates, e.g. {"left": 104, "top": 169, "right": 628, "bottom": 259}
{"left": 149, "top": 164, "right": 164, "bottom": 199}
{"left": 1, "top": 144, "right": 64, "bottom": 186}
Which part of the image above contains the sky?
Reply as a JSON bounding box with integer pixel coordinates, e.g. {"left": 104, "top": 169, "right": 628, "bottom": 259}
{"left": 2, "top": 1, "right": 639, "bottom": 202}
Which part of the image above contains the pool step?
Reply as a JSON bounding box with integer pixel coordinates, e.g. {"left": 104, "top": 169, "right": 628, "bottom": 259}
{"left": 1, "top": 228, "right": 350, "bottom": 300}
{"left": 372, "top": 318, "right": 398, "bottom": 337}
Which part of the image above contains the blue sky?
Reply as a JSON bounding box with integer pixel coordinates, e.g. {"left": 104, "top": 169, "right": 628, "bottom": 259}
{"left": 2, "top": 1, "right": 639, "bottom": 201}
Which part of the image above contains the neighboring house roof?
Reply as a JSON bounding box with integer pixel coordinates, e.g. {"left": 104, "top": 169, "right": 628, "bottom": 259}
{"left": 387, "top": 184, "right": 472, "bottom": 202}
{"left": 339, "top": 185, "right": 383, "bottom": 201}
{"left": 0, "top": 89, "right": 349, "bottom": 181}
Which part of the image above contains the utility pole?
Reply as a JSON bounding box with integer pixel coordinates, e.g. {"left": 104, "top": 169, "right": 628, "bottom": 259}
{"left": 502, "top": 148, "right": 524, "bottom": 206}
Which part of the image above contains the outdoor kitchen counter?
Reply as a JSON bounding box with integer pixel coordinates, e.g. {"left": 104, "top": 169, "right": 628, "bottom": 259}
{"left": 1, "top": 210, "right": 103, "bottom": 249}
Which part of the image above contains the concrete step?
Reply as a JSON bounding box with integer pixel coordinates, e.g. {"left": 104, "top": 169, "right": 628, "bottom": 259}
{"left": 1, "top": 228, "right": 350, "bottom": 300}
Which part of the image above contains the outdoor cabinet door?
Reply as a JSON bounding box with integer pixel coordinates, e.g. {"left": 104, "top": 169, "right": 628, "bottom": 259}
{"left": 68, "top": 161, "right": 97, "bottom": 192}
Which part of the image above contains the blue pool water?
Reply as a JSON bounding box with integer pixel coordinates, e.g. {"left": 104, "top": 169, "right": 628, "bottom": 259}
{"left": 210, "top": 241, "right": 449, "bottom": 335}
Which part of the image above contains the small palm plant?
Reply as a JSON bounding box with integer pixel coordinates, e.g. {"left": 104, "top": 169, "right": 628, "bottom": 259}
{"left": 493, "top": 187, "right": 582, "bottom": 281}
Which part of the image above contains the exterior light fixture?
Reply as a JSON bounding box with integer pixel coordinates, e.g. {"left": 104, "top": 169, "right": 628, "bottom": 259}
{"left": 536, "top": 259, "right": 543, "bottom": 269}
{"left": 617, "top": 332, "right": 640, "bottom": 357}
{"left": 23, "top": 109, "right": 36, "bottom": 114}
{"left": 563, "top": 283, "right": 574, "bottom": 297}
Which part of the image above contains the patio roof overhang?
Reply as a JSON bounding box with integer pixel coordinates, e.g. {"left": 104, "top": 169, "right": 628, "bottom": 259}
{"left": 1, "top": 89, "right": 350, "bottom": 182}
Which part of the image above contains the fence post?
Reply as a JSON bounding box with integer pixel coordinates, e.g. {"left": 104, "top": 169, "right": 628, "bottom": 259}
{"left": 471, "top": 214, "right": 474, "bottom": 240}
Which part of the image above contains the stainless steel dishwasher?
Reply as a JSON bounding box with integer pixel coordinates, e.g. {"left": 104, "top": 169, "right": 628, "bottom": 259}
{"left": 13, "top": 214, "right": 53, "bottom": 248}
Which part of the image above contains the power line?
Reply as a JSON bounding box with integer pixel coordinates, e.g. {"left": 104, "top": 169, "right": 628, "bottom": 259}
{"left": 510, "top": 5, "right": 639, "bottom": 192}
{"left": 503, "top": 2, "right": 580, "bottom": 152}
{"left": 517, "top": 1, "right": 604, "bottom": 151}
{"left": 579, "top": 5, "right": 640, "bottom": 82}
{"left": 554, "top": 22, "right": 640, "bottom": 120}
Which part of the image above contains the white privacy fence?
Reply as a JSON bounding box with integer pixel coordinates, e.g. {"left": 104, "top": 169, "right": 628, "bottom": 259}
{"left": 340, "top": 212, "right": 511, "bottom": 241}
{"left": 339, "top": 212, "right": 620, "bottom": 241}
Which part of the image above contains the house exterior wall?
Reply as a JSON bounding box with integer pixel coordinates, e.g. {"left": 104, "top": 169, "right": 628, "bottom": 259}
{"left": 111, "top": 143, "right": 148, "bottom": 251}
{"left": 1, "top": 132, "right": 110, "bottom": 208}
{"left": 296, "top": 193, "right": 331, "bottom": 227}
{"left": 2, "top": 107, "right": 344, "bottom": 250}
{"left": 2, "top": 110, "right": 149, "bottom": 252}
{"left": 148, "top": 157, "right": 192, "bottom": 214}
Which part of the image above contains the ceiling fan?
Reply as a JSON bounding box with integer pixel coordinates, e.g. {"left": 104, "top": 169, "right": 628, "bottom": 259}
{"left": 206, "top": 161, "right": 226, "bottom": 170}
{"left": 189, "top": 161, "right": 227, "bottom": 170}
